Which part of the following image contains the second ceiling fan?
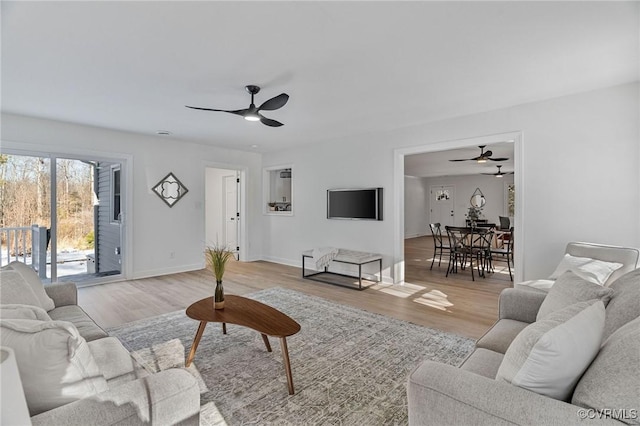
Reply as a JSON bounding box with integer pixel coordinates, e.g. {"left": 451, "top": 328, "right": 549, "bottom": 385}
{"left": 450, "top": 145, "right": 509, "bottom": 163}
{"left": 186, "top": 85, "right": 289, "bottom": 127}
{"left": 482, "top": 165, "right": 514, "bottom": 177}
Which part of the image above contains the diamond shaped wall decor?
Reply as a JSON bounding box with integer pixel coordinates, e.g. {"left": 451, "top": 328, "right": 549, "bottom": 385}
{"left": 152, "top": 172, "right": 189, "bottom": 208}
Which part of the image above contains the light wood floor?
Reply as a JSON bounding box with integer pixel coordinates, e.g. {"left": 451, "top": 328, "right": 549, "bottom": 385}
{"left": 78, "top": 236, "right": 513, "bottom": 339}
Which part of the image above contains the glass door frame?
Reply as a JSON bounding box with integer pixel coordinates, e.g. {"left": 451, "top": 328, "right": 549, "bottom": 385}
{"left": 0, "top": 144, "right": 132, "bottom": 284}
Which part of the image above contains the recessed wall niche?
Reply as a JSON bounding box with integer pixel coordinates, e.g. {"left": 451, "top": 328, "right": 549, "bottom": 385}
{"left": 263, "top": 165, "right": 293, "bottom": 215}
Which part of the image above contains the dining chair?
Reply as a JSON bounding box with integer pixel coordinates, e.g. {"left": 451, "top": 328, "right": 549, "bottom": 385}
{"left": 496, "top": 216, "right": 511, "bottom": 246}
{"left": 490, "top": 227, "right": 514, "bottom": 280}
{"left": 446, "top": 226, "right": 493, "bottom": 281}
{"left": 429, "top": 223, "right": 451, "bottom": 270}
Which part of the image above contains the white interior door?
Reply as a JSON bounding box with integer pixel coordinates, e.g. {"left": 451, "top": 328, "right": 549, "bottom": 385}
{"left": 223, "top": 174, "right": 239, "bottom": 257}
{"left": 430, "top": 185, "right": 455, "bottom": 228}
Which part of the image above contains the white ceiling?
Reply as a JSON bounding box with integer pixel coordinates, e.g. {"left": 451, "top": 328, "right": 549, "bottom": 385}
{"left": 2, "top": 2, "right": 638, "bottom": 153}
{"left": 405, "top": 142, "right": 514, "bottom": 178}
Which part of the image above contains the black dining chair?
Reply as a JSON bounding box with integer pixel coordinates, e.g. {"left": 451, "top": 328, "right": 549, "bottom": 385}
{"left": 446, "top": 226, "right": 493, "bottom": 281}
{"left": 490, "top": 227, "right": 514, "bottom": 281}
{"left": 429, "top": 223, "right": 451, "bottom": 270}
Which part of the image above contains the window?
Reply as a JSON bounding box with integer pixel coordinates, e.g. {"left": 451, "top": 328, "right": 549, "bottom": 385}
{"left": 111, "top": 165, "right": 121, "bottom": 223}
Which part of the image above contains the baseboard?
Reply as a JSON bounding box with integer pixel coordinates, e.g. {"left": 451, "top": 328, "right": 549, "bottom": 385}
{"left": 131, "top": 262, "right": 204, "bottom": 280}
{"left": 405, "top": 232, "right": 429, "bottom": 239}
{"left": 260, "top": 255, "right": 300, "bottom": 268}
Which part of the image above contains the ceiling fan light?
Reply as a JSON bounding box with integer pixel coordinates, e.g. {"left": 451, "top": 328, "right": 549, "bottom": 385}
{"left": 244, "top": 114, "right": 260, "bottom": 122}
{"left": 477, "top": 158, "right": 487, "bottom": 163}
{"left": 496, "top": 174, "right": 504, "bottom": 178}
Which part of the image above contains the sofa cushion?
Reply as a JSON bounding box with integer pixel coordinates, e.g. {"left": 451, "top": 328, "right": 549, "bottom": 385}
{"left": 6, "top": 261, "right": 55, "bottom": 311}
{"left": 514, "top": 279, "right": 555, "bottom": 292}
{"left": 48, "top": 305, "right": 108, "bottom": 342}
{"left": 0, "top": 269, "right": 43, "bottom": 307}
{"left": 549, "top": 253, "right": 622, "bottom": 286}
{"left": 0, "top": 304, "right": 51, "bottom": 321}
{"left": 603, "top": 268, "right": 640, "bottom": 341}
{"left": 537, "top": 271, "right": 614, "bottom": 320}
{"left": 0, "top": 318, "right": 108, "bottom": 415}
{"left": 476, "top": 319, "right": 529, "bottom": 354}
{"left": 496, "top": 300, "right": 605, "bottom": 401}
{"left": 88, "top": 337, "right": 149, "bottom": 387}
{"left": 459, "top": 348, "right": 504, "bottom": 379}
{"left": 572, "top": 316, "right": 640, "bottom": 425}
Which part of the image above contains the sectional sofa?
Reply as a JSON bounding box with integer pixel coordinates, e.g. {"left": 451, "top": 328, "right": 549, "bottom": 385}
{"left": 0, "top": 261, "right": 200, "bottom": 425}
{"left": 408, "top": 242, "right": 640, "bottom": 425}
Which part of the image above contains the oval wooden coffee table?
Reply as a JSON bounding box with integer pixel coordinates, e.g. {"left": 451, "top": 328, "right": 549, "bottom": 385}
{"left": 185, "top": 294, "right": 301, "bottom": 394}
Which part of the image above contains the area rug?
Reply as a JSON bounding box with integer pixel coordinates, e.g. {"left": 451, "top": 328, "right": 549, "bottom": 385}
{"left": 107, "top": 288, "right": 474, "bottom": 426}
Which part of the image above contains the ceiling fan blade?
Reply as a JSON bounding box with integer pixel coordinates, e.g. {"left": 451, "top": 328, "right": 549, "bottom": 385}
{"left": 260, "top": 116, "right": 284, "bottom": 127}
{"left": 449, "top": 159, "right": 472, "bottom": 162}
{"left": 258, "top": 93, "right": 289, "bottom": 111}
{"left": 483, "top": 150, "right": 493, "bottom": 158}
{"left": 488, "top": 157, "right": 509, "bottom": 161}
{"left": 480, "top": 173, "right": 495, "bottom": 175}
{"left": 185, "top": 106, "right": 248, "bottom": 117}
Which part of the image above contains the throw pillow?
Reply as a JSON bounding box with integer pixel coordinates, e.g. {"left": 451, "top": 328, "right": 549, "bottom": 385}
{"left": 549, "top": 253, "right": 622, "bottom": 286}
{"left": 0, "top": 319, "right": 108, "bottom": 415}
{"left": 537, "top": 271, "right": 614, "bottom": 321}
{"left": 496, "top": 300, "right": 605, "bottom": 401}
{"left": 602, "top": 268, "right": 640, "bottom": 341}
{"left": 0, "top": 269, "right": 42, "bottom": 307}
{"left": 0, "top": 304, "right": 52, "bottom": 321}
{"left": 8, "top": 261, "right": 55, "bottom": 311}
{"left": 572, "top": 316, "right": 640, "bottom": 425}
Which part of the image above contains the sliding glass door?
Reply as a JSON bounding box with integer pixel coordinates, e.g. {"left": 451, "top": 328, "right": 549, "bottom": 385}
{"left": 0, "top": 152, "right": 125, "bottom": 284}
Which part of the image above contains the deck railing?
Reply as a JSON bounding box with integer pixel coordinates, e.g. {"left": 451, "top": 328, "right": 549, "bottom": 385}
{"left": 0, "top": 225, "right": 48, "bottom": 278}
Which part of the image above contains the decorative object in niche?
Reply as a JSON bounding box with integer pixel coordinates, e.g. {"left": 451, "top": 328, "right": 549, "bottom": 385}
{"left": 152, "top": 172, "right": 189, "bottom": 207}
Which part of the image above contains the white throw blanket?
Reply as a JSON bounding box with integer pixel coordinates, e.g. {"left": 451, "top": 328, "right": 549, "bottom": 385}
{"left": 312, "top": 247, "right": 339, "bottom": 270}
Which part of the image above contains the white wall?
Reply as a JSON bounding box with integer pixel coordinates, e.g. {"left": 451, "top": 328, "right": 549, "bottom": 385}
{"left": 1, "top": 113, "right": 263, "bottom": 279}
{"left": 263, "top": 83, "right": 640, "bottom": 281}
{"left": 424, "top": 174, "right": 515, "bottom": 227}
{"left": 404, "top": 176, "right": 430, "bottom": 238}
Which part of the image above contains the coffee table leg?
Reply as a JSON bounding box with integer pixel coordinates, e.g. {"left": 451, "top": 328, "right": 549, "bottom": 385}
{"left": 280, "top": 337, "right": 294, "bottom": 395}
{"left": 186, "top": 321, "right": 207, "bottom": 367}
{"left": 222, "top": 323, "right": 227, "bottom": 335}
{"left": 261, "top": 334, "right": 272, "bottom": 352}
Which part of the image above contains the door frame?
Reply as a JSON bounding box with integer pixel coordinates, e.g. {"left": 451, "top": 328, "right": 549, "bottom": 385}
{"left": 0, "top": 141, "right": 133, "bottom": 283}
{"left": 393, "top": 131, "right": 524, "bottom": 284}
{"left": 203, "top": 161, "right": 248, "bottom": 262}
{"left": 222, "top": 172, "right": 240, "bottom": 258}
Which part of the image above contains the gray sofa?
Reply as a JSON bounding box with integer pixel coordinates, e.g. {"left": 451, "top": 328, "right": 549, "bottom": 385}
{"left": 408, "top": 243, "right": 640, "bottom": 425}
{"left": 1, "top": 261, "right": 200, "bottom": 425}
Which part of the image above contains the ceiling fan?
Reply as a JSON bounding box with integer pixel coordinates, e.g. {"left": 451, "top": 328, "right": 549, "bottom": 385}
{"left": 186, "top": 85, "right": 289, "bottom": 127}
{"left": 449, "top": 145, "right": 509, "bottom": 163}
{"left": 482, "top": 165, "right": 514, "bottom": 177}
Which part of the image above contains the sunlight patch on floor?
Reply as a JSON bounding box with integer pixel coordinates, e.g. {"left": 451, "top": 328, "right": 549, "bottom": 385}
{"left": 371, "top": 282, "right": 426, "bottom": 298}
{"left": 413, "top": 289, "right": 453, "bottom": 311}
{"left": 200, "top": 401, "right": 228, "bottom": 426}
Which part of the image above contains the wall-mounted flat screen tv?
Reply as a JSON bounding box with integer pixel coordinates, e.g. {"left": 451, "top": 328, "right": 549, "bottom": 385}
{"left": 327, "top": 188, "right": 383, "bottom": 220}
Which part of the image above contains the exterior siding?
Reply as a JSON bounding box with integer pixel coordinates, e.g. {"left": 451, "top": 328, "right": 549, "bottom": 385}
{"left": 96, "top": 162, "right": 121, "bottom": 273}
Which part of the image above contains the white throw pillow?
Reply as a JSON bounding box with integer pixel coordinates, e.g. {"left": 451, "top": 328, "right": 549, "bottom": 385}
{"left": 549, "top": 254, "right": 622, "bottom": 286}
{"left": 0, "top": 269, "right": 42, "bottom": 307}
{"left": 496, "top": 300, "right": 605, "bottom": 401}
{"left": 0, "top": 319, "right": 108, "bottom": 415}
{"left": 7, "top": 261, "right": 55, "bottom": 311}
{"left": 0, "top": 304, "right": 52, "bottom": 321}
